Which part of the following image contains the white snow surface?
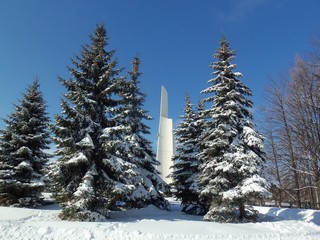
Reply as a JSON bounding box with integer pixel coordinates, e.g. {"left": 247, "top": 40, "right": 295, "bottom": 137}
{"left": 0, "top": 197, "right": 320, "bottom": 240}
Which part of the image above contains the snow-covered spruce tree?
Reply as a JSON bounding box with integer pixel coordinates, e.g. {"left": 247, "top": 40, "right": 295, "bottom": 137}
{"left": 199, "top": 36, "right": 270, "bottom": 222}
{"left": 192, "top": 98, "right": 208, "bottom": 204}
{"left": 0, "top": 79, "right": 51, "bottom": 207}
{"left": 50, "top": 24, "right": 135, "bottom": 221}
{"left": 171, "top": 95, "right": 205, "bottom": 215}
{"left": 111, "top": 57, "right": 167, "bottom": 209}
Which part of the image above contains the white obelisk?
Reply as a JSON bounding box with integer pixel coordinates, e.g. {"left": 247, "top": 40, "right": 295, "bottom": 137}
{"left": 156, "top": 86, "right": 174, "bottom": 184}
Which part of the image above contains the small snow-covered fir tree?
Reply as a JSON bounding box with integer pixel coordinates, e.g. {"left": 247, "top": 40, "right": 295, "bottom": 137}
{"left": 199, "top": 36, "right": 270, "bottom": 222}
{"left": 0, "top": 79, "right": 51, "bottom": 207}
{"left": 171, "top": 95, "right": 205, "bottom": 215}
{"left": 110, "top": 57, "right": 167, "bottom": 209}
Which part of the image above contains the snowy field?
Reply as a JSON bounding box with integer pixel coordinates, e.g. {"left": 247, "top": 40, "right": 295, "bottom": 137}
{"left": 1, "top": 197, "right": 320, "bottom": 240}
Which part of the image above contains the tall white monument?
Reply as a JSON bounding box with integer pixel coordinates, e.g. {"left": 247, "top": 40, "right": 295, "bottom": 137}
{"left": 156, "top": 86, "right": 174, "bottom": 184}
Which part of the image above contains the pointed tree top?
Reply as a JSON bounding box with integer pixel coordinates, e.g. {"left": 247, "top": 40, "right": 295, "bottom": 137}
{"left": 131, "top": 56, "right": 141, "bottom": 74}
{"left": 214, "top": 34, "right": 236, "bottom": 62}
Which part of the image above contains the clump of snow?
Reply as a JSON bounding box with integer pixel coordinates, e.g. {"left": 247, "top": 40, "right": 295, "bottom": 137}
{"left": 73, "top": 168, "right": 96, "bottom": 198}
{"left": 76, "top": 133, "right": 95, "bottom": 149}
{"left": 243, "top": 126, "right": 263, "bottom": 147}
{"left": 66, "top": 152, "right": 88, "bottom": 164}
{"left": 15, "top": 161, "right": 32, "bottom": 170}
{"left": 0, "top": 199, "right": 320, "bottom": 239}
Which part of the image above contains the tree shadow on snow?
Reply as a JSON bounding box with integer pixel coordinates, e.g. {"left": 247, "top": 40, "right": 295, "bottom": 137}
{"left": 109, "top": 201, "right": 204, "bottom": 223}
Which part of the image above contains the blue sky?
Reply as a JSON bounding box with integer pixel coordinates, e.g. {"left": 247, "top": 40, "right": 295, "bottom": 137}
{"left": 0, "top": 0, "right": 319, "bottom": 146}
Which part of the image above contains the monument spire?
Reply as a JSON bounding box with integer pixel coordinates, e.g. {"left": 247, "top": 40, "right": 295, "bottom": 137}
{"left": 157, "top": 86, "right": 174, "bottom": 184}
{"left": 160, "top": 86, "right": 168, "bottom": 118}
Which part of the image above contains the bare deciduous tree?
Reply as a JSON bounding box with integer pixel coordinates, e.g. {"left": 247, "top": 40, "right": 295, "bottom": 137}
{"left": 263, "top": 39, "right": 320, "bottom": 209}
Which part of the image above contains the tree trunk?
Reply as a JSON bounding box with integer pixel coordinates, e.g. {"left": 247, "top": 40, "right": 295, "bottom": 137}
{"left": 239, "top": 204, "right": 246, "bottom": 221}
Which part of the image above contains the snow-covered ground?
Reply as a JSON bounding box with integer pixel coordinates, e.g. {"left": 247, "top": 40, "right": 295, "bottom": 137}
{"left": 1, "top": 197, "right": 320, "bottom": 240}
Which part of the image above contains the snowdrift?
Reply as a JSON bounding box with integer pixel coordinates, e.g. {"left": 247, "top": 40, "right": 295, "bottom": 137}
{"left": 0, "top": 199, "right": 320, "bottom": 240}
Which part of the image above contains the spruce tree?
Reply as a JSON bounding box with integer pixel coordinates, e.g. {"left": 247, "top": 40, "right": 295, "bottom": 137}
{"left": 114, "top": 57, "right": 167, "bottom": 208}
{"left": 50, "top": 24, "right": 134, "bottom": 221}
{"left": 171, "top": 95, "right": 205, "bottom": 215}
{"left": 191, "top": 98, "right": 208, "bottom": 197}
{"left": 199, "top": 36, "right": 270, "bottom": 222}
{"left": 0, "top": 80, "right": 51, "bottom": 207}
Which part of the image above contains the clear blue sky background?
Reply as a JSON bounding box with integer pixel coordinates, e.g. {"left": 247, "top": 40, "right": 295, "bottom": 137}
{"left": 0, "top": 0, "right": 319, "bottom": 147}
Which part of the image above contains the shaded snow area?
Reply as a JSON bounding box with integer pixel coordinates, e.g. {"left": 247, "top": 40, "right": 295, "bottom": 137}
{"left": 0, "top": 198, "right": 320, "bottom": 240}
